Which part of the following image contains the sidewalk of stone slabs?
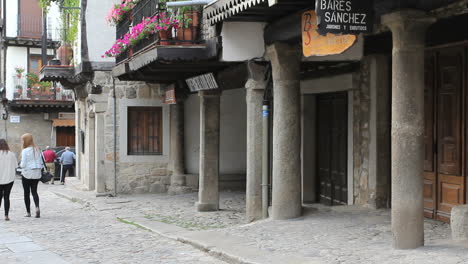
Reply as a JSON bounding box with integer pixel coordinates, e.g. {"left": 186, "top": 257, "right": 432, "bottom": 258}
{"left": 50, "top": 178, "right": 468, "bottom": 264}
{"left": 0, "top": 224, "right": 69, "bottom": 264}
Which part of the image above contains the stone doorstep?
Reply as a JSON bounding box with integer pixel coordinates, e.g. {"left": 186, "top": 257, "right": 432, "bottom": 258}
{"left": 123, "top": 216, "right": 321, "bottom": 264}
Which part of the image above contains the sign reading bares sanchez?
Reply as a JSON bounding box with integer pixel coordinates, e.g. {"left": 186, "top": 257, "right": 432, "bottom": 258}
{"left": 316, "top": 0, "right": 373, "bottom": 35}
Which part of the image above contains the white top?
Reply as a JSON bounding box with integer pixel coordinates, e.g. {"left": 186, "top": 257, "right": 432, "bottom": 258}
{"left": 20, "top": 147, "right": 43, "bottom": 180}
{"left": 0, "top": 151, "right": 18, "bottom": 185}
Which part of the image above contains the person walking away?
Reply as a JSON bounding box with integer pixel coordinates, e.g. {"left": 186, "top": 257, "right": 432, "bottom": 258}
{"left": 43, "top": 146, "right": 57, "bottom": 184}
{"left": 0, "top": 139, "right": 18, "bottom": 221}
{"left": 20, "top": 133, "right": 43, "bottom": 218}
{"left": 60, "top": 147, "right": 75, "bottom": 185}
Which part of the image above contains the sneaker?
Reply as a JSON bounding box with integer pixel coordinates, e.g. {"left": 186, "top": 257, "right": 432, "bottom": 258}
{"left": 61, "top": 182, "right": 64, "bottom": 185}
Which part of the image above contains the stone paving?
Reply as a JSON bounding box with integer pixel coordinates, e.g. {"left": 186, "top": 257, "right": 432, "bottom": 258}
{"left": 218, "top": 205, "right": 468, "bottom": 264}
{"left": 0, "top": 178, "right": 225, "bottom": 264}
{"left": 5, "top": 177, "right": 468, "bottom": 264}
{"left": 55, "top": 178, "right": 468, "bottom": 264}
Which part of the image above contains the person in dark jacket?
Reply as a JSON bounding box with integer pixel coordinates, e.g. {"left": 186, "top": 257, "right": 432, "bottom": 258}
{"left": 60, "top": 147, "right": 75, "bottom": 185}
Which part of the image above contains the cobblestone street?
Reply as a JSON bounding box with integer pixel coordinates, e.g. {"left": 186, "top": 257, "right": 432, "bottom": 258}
{"left": 3, "top": 177, "right": 468, "bottom": 264}
{"left": 0, "top": 179, "right": 225, "bottom": 264}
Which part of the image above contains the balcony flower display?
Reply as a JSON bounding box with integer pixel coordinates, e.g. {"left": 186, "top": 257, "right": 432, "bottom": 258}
{"left": 103, "top": 12, "right": 179, "bottom": 58}
{"left": 106, "top": 0, "right": 139, "bottom": 25}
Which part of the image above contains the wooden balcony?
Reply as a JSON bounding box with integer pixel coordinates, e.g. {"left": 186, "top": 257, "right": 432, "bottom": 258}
{"left": 112, "top": 0, "right": 226, "bottom": 83}
{"left": 10, "top": 75, "right": 74, "bottom": 109}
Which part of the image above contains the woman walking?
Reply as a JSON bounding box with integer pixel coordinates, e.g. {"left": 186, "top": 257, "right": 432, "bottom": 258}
{"left": 0, "top": 139, "right": 18, "bottom": 221}
{"left": 20, "top": 134, "right": 42, "bottom": 218}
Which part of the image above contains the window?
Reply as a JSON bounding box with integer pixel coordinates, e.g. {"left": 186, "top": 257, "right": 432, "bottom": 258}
{"left": 128, "top": 107, "right": 163, "bottom": 155}
{"left": 29, "top": 55, "right": 42, "bottom": 74}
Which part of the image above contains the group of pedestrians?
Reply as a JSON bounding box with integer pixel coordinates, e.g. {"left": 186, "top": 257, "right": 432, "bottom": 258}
{"left": 0, "top": 134, "right": 75, "bottom": 221}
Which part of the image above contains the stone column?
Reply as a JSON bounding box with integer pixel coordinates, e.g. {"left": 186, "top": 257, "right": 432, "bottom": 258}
{"left": 382, "top": 10, "right": 435, "bottom": 249}
{"left": 245, "top": 62, "right": 268, "bottom": 222}
{"left": 168, "top": 101, "right": 192, "bottom": 195}
{"left": 196, "top": 90, "right": 221, "bottom": 212}
{"left": 94, "top": 107, "right": 107, "bottom": 194}
{"left": 85, "top": 112, "right": 96, "bottom": 191}
{"left": 267, "top": 42, "right": 302, "bottom": 220}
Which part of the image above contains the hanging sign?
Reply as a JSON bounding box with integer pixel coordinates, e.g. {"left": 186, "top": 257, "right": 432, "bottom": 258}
{"left": 164, "top": 86, "right": 177, "bottom": 104}
{"left": 186, "top": 73, "right": 219, "bottom": 92}
{"left": 315, "top": 0, "right": 373, "bottom": 35}
{"left": 302, "top": 11, "right": 357, "bottom": 57}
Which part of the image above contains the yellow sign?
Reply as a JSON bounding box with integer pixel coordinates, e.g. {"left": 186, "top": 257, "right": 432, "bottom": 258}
{"left": 302, "top": 10, "right": 357, "bottom": 57}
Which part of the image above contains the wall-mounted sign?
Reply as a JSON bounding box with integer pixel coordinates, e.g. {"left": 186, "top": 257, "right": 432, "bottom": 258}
{"left": 10, "top": 115, "right": 20, "bottom": 123}
{"left": 315, "top": 0, "right": 373, "bottom": 35}
{"left": 164, "top": 86, "right": 177, "bottom": 104}
{"left": 186, "top": 73, "right": 219, "bottom": 92}
{"left": 302, "top": 11, "right": 357, "bottom": 57}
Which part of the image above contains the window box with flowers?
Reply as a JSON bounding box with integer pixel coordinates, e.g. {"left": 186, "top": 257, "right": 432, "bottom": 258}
{"left": 103, "top": 12, "right": 180, "bottom": 58}
{"left": 106, "top": 0, "right": 139, "bottom": 25}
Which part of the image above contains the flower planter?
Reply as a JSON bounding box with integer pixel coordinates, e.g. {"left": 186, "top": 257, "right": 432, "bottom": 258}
{"left": 159, "top": 29, "right": 172, "bottom": 45}
{"left": 57, "top": 44, "right": 74, "bottom": 66}
{"left": 16, "top": 74, "right": 22, "bottom": 79}
{"left": 176, "top": 28, "right": 195, "bottom": 44}
{"left": 184, "top": 11, "right": 199, "bottom": 28}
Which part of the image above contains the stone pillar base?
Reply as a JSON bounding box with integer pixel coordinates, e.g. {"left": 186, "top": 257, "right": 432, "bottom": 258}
{"left": 451, "top": 205, "right": 468, "bottom": 240}
{"left": 196, "top": 202, "right": 219, "bottom": 212}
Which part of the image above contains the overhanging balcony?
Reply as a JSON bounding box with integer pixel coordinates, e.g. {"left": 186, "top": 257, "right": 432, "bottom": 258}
{"left": 10, "top": 74, "right": 74, "bottom": 109}
{"left": 111, "top": 0, "right": 227, "bottom": 83}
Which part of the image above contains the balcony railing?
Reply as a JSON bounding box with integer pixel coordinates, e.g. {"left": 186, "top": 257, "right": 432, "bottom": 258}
{"left": 12, "top": 76, "right": 74, "bottom": 101}
{"left": 115, "top": 0, "right": 203, "bottom": 64}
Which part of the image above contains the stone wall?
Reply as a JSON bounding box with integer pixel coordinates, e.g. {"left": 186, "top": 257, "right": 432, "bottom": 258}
{"left": 99, "top": 72, "right": 171, "bottom": 194}
{"left": 353, "top": 58, "right": 371, "bottom": 206}
{"left": 75, "top": 71, "right": 172, "bottom": 194}
{"left": 352, "top": 55, "right": 391, "bottom": 208}
{"left": 0, "top": 107, "right": 68, "bottom": 156}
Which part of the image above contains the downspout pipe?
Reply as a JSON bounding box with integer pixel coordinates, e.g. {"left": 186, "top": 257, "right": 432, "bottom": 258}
{"left": 113, "top": 78, "right": 117, "bottom": 197}
{"left": 262, "top": 65, "right": 272, "bottom": 219}
{"left": 166, "top": 0, "right": 211, "bottom": 7}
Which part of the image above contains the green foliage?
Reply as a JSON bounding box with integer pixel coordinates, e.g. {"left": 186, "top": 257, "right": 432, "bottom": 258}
{"left": 60, "top": 0, "right": 80, "bottom": 45}
{"left": 26, "top": 72, "right": 39, "bottom": 87}
{"left": 39, "top": 0, "right": 60, "bottom": 12}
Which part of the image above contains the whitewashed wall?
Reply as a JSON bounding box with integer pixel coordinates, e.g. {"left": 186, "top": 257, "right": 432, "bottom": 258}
{"left": 5, "top": 0, "right": 18, "bottom": 37}
{"left": 6, "top": 47, "right": 28, "bottom": 99}
{"left": 84, "top": 0, "right": 120, "bottom": 63}
{"left": 185, "top": 89, "right": 247, "bottom": 175}
{"left": 221, "top": 22, "right": 266, "bottom": 62}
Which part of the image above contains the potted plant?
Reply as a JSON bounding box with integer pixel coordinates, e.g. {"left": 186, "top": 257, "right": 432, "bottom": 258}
{"left": 15, "top": 85, "right": 23, "bottom": 93}
{"left": 26, "top": 88, "right": 32, "bottom": 98}
{"left": 14, "top": 67, "right": 25, "bottom": 79}
{"left": 175, "top": 6, "right": 199, "bottom": 44}
{"left": 156, "top": 12, "right": 179, "bottom": 45}
{"left": 26, "top": 72, "right": 40, "bottom": 88}
{"left": 105, "top": 0, "right": 139, "bottom": 25}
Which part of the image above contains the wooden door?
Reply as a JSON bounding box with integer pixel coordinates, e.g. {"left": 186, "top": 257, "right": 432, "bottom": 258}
{"left": 57, "top": 127, "right": 76, "bottom": 147}
{"left": 424, "top": 53, "right": 437, "bottom": 219}
{"left": 436, "top": 47, "right": 465, "bottom": 221}
{"left": 424, "top": 47, "right": 466, "bottom": 222}
{"left": 317, "top": 92, "right": 348, "bottom": 206}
